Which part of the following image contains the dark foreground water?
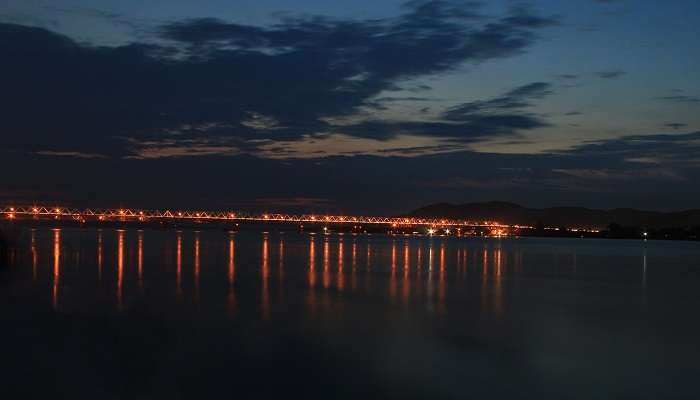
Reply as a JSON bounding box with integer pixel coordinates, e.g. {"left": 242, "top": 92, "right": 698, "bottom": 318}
{"left": 1, "top": 227, "right": 699, "bottom": 399}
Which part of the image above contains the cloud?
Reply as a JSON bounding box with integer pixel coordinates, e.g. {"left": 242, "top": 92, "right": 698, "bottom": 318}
{"left": 655, "top": 95, "right": 700, "bottom": 104}
{"left": 552, "top": 168, "right": 686, "bottom": 182}
{"left": 595, "top": 70, "right": 626, "bottom": 79}
{"left": 665, "top": 123, "right": 687, "bottom": 130}
{"left": 443, "top": 82, "right": 552, "bottom": 118}
{"left": 32, "top": 150, "right": 107, "bottom": 159}
{"left": 562, "top": 131, "right": 700, "bottom": 165}
{"left": 0, "top": 1, "right": 557, "bottom": 159}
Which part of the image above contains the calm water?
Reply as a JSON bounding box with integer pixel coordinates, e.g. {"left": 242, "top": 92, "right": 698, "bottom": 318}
{"left": 1, "top": 227, "right": 700, "bottom": 399}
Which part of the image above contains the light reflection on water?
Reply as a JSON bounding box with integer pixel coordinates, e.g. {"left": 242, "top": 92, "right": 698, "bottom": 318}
{"left": 13, "top": 228, "right": 685, "bottom": 316}
{"left": 2, "top": 227, "right": 700, "bottom": 399}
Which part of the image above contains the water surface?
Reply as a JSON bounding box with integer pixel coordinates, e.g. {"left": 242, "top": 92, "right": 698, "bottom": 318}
{"left": 1, "top": 227, "right": 699, "bottom": 398}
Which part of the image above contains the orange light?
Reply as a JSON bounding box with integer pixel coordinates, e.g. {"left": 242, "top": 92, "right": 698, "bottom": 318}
{"left": 55, "top": 208, "right": 61, "bottom": 213}
{"left": 33, "top": 207, "right": 38, "bottom": 213}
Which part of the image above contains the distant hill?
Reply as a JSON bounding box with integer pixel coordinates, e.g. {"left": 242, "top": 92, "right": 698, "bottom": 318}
{"left": 409, "top": 201, "right": 700, "bottom": 229}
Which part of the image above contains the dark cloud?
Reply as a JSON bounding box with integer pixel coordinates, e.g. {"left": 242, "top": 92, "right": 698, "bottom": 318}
{"left": 335, "top": 113, "right": 547, "bottom": 142}
{"left": 565, "top": 111, "right": 582, "bottom": 116}
{"left": 665, "top": 123, "right": 687, "bottom": 130}
{"left": 595, "top": 70, "right": 626, "bottom": 79}
{"left": 0, "top": 1, "right": 557, "bottom": 159}
{"left": 322, "top": 82, "right": 553, "bottom": 142}
{"left": 438, "top": 82, "right": 552, "bottom": 136}
{"left": 3, "top": 130, "right": 699, "bottom": 213}
{"left": 656, "top": 95, "right": 700, "bottom": 104}
{"left": 562, "top": 131, "right": 700, "bottom": 165}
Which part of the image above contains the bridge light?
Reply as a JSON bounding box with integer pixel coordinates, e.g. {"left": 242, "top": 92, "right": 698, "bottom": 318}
{"left": 178, "top": 212, "right": 183, "bottom": 216}
{"left": 33, "top": 207, "right": 38, "bottom": 213}
{"left": 9, "top": 207, "right": 14, "bottom": 212}
{"left": 445, "top": 229, "right": 450, "bottom": 235}
{"left": 428, "top": 228, "right": 435, "bottom": 236}
{"left": 55, "top": 208, "right": 61, "bottom": 213}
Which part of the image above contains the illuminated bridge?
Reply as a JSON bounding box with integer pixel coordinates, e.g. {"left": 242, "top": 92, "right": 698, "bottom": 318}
{"left": 0, "top": 205, "right": 524, "bottom": 232}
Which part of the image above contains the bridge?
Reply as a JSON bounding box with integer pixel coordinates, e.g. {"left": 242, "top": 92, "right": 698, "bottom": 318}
{"left": 0, "top": 205, "right": 525, "bottom": 233}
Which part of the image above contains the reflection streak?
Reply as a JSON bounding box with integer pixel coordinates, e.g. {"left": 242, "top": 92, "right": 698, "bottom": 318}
{"left": 31, "top": 230, "right": 37, "bottom": 281}
{"left": 176, "top": 232, "right": 182, "bottom": 298}
{"left": 438, "top": 243, "right": 445, "bottom": 313}
{"left": 403, "top": 241, "right": 410, "bottom": 304}
{"left": 52, "top": 229, "right": 61, "bottom": 310}
{"left": 117, "top": 230, "right": 124, "bottom": 310}
{"left": 322, "top": 238, "right": 330, "bottom": 289}
{"left": 137, "top": 231, "right": 144, "bottom": 290}
{"left": 390, "top": 241, "right": 397, "bottom": 301}
{"left": 337, "top": 240, "right": 344, "bottom": 291}
{"left": 227, "top": 234, "right": 236, "bottom": 315}
{"left": 261, "top": 235, "right": 269, "bottom": 319}
{"left": 351, "top": 242, "right": 357, "bottom": 292}
{"left": 194, "top": 233, "right": 200, "bottom": 304}
{"left": 97, "top": 230, "right": 103, "bottom": 282}
{"left": 494, "top": 247, "right": 503, "bottom": 318}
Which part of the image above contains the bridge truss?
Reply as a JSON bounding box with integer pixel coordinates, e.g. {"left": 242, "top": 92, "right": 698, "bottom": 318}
{"left": 1, "top": 205, "right": 526, "bottom": 229}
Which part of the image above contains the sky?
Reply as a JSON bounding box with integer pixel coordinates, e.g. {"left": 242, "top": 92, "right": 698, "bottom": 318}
{"left": 1, "top": 0, "right": 699, "bottom": 214}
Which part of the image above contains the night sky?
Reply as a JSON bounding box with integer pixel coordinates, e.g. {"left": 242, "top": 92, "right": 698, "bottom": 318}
{"left": 1, "top": 0, "right": 698, "bottom": 214}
